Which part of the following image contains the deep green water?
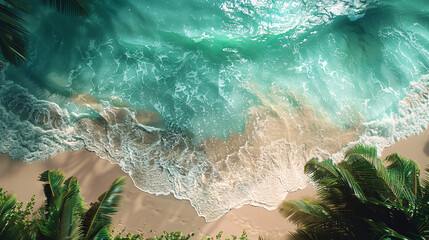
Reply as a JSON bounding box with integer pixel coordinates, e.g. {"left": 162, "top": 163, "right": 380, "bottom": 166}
{"left": 1, "top": 0, "right": 429, "bottom": 220}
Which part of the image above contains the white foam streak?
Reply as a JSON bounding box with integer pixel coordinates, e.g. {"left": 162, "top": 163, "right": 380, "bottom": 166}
{"left": 334, "top": 75, "right": 429, "bottom": 161}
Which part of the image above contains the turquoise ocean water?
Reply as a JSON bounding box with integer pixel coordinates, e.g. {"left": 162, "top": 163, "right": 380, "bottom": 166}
{"left": 1, "top": 0, "right": 429, "bottom": 220}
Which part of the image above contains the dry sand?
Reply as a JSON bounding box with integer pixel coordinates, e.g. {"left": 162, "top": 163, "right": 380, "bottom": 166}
{"left": 381, "top": 128, "right": 429, "bottom": 172}
{"left": 0, "top": 150, "right": 314, "bottom": 239}
{"left": 1, "top": 128, "right": 428, "bottom": 239}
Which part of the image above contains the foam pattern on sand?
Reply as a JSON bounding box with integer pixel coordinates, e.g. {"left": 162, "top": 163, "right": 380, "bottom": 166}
{"left": 70, "top": 87, "right": 361, "bottom": 221}
{"left": 1, "top": 74, "right": 429, "bottom": 221}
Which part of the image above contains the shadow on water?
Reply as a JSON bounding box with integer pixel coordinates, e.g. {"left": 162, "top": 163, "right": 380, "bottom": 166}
{"left": 5, "top": 0, "right": 153, "bottom": 97}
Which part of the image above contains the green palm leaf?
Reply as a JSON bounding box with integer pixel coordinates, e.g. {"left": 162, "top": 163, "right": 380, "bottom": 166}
{"left": 416, "top": 168, "right": 429, "bottom": 238}
{"left": 304, "top": 158, "right": 352, "bottom": 211}
{"left": 345, "top": 144, "right": 378, "bottom": 166}
{"left": 343, "top": 153, "right": 396, "bottom": 202}
{"left": 288, "top": 229, "right": 315, "bottom": 240}
{"left": 38, "top": 175, "right": 84, "bottom": 240}
{"left": 385, "top": 154, "right": 420, "bottom": 206}
{"left": 304, "top": 158, "right": 340, "bottom": 193}
{"left": 39, "top": 170, "right": 66, "bottom": 213}
{"left": 305, "top": 158, "right": 339, "bottom": 180}
{"left": 366, "top": 219, "right": 424, "bottom": 240}
{"left": 82, "top": 177, "right": 125, "bottom": 240}
{"left": 279, "top": 199, "right": 330, "bottom": 226}
{"left": 3, "top": 0, "right": 28, "bottom": 12}
{"left": 345, "top": 145, "right": 418, "bottom": 208}
{"left": 289, "top": 228, "right": 349, "bottom": 240}
{"left": 336, "top": 162, "right": 366, "bottom": 201}
{"left": 58, "top": 177, "right": 83, "bottom": 240}
{"left": 0, "top": 194, "right": 16, "bottom": 228}
{"left": 0, "top": 194, "right": 21, "bottom": 240}
{"left": 0, "top": 0, "right": 94, "bottom": 65}
{"left": 280, "top": 199, "right": 351, "bottom": 239}
{"left": 0, "top": 3, "right": 28, "bottom": 64}
{"left": 41, "top": 0, "right": 93, "bottom": 16}
{"left": 281, "top": 145, "right": 429, "bottom": 239}
{"left": 93, "top": 226, "right": 110, "bottom": 240}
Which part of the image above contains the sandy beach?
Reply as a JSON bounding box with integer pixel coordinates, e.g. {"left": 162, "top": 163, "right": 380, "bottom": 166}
{"left": 381, "top": 128, "right": 429, "bottom": 171}
{"left": 0, "top": 150, "right": 315, "bottom": 239}
{"left": 1, "top": 129, "right": 428, "bottom": 239}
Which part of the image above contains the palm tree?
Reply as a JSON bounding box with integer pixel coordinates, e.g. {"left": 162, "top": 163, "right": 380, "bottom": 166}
{"left": 0, "top": 0, "right": 93, "bottom": 64}
{"left": 279, "top": 144, "right": 429, "bottom": 240}
{"left": 0, "top": 169, "right": 125, "bottom": 240}
{"left": 37, "top": 170, "right": 125, "bottom": 240}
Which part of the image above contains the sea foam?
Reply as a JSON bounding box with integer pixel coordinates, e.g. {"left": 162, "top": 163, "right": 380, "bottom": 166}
{"left": 1, "top": 72, "right": 429, "bottom": 221}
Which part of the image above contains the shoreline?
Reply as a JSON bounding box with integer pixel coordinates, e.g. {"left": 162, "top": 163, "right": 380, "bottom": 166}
{"left": 0, "top": 150, "right": 315, "bottom": 239}
{"left": 1, "top": 128, "right": 428, "bottom": 239}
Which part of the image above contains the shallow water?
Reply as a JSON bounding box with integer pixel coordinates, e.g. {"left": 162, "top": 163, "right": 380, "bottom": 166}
{"left": 1, "top": 0, "right": 429, "bottom": 221}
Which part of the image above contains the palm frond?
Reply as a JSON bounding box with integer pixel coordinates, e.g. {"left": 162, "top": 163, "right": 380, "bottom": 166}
{"left": 38, "top": 206, "right": 60, "bottom": 240}
{"left": 82, "top": 177, "right": 125, "bottom": 240}
{"left": 342, "top": 154, "right": 396, "bottom": 202}
{"left": 416, "top": 168, "right": 429, "bottom": 237}
{"left": 0, "top": 3, "right": 28, "bottom": 64}
{"left": 282, "top": 145, "right": 429, "bottom": 239}
{"left": 0, "top": 194, "right": 16, "bottom": 223}
{"left": 336, "top": 162, "right": 366, "bottom": 201}
{"left": 289, "top": 227, "right": 349, "bottom": 240}
{"left": 345, "top": 146, "right": 418, "bottom": 208}
{"left": 289, "top": 229, "right": 317, "bottom": 240}
{"left": 3, "top": 0, "right": 28, "bottom": 12}
{"left": 304, "top": 158, "right": 353, "bottom": 212}
{"left": 41, "top": 0, "right": 93, "bottom": 16}
{"left": 257, "top": 235, "right": 270, "bottom": 240}
{"left": 345, "top": 144, "right": 379, "bottom": 165}
{"left": 420, "top": 170, "right": 429, "bottom": 210}
{"left": 385, "top": 153, "right": 420, "bottom": 207}
{"left": 304, "top": 158, "right": 339, "bottom": 187}
{"left": 279, "top": 199, "right": 330, "bottom": 227}
{"left": 68, "top": 217, "right": 83, "bottom": 240}
{"left": 38, "top": 176, "right": 84, "bottom": 240}
{"left": 39, "top": 170, "right": 66, "bottom": 214}
{"left": 366, "top": 219, "right": 423, "bottom": 240}
{"left": 93, "top": 226, "right": 111, "bottom": 240}
{"left": 0, "top": 194, "right": 20, "bottom": 239}
{"left": 58, "top": 177, "right": 83, "bottom": 240}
